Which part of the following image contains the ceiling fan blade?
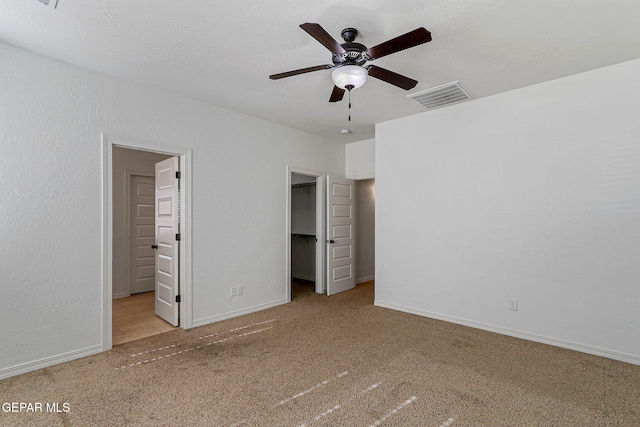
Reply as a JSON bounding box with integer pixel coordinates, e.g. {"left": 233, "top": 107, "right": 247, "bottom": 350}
{"left": 269, "top": 64, "right": 333, "bottom": 80}
{"left": 300, "top": 23, "right": 346, "bottom": 54}
{"left": 329, "top": 86, "right": 346, "bottom": 102}
{"left": 367, "top": 27, "right": 432, "bottom": 60}
{"left": 367, "top": 65, "right": 418, "bottom": 90}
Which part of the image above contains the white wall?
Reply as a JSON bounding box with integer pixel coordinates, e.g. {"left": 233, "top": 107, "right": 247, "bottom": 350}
{"left": 376, "top": 58, "right": 640, "bottom": 364}
{"left": 346, "top": 138, "right": 375, "bottom": 179}
{"left": 0, "top": 41, "right": 345, "bottom": 377}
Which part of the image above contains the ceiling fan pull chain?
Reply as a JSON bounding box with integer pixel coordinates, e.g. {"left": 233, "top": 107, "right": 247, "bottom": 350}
{"left": 346, "top": 84, "right": 354, "bottom": 121}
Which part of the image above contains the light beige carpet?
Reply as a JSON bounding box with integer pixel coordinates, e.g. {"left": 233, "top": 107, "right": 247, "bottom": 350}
{"left": 1, "top": 281, "right": 639, "bottom": 426}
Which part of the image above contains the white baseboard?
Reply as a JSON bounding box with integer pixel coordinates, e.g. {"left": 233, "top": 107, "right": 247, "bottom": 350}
{"left": 191, "top": 299, "right": 288, "bottom": 328}
{"left": 375, "top": 299, "right": 640, "bottom": 366}
{"left": 0, "top": 344, "right": 104, "bottom": 380}
{"left": 357, "top": 275, "right": 375, "bottom": 284}
{"left": 112, "top": 292, "right": 129, "bottom": 299}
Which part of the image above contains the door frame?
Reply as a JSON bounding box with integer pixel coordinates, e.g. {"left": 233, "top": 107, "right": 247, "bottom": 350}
{"left": 101, "top": 134, "right": 193, "bottom": 351}
{"left": 286, "top": 166, "right": 325, "bottom": 301}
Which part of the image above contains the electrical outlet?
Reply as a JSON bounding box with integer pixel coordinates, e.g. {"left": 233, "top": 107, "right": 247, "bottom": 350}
{"left": 509, "top": 299, "right": 518, "bottom": 311}
{"left": 237, "top": 285, "right": 243, "bottom": 295}
{"left": 231, "top": 287, "right": 237, "bottom": 297}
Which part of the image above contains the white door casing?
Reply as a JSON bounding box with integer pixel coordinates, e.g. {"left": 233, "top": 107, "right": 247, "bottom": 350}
{"left": 155, "top": 157, "right": 180, "bottom": 326}
{"left": 130, "top": 175, "right": 156, "bottom": 294}
{"left": 326, "top": 175, "right": 355, "bottom": 296}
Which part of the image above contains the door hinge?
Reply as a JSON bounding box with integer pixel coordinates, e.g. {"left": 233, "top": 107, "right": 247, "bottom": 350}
{"left": 175, "top": 171, "right": 181, "bottom": 179}
{"left": 175, "top": 295, "right": 181, "bottom": 303}
{"left": 176, "top": 233, "right": 181, "bottom": 241}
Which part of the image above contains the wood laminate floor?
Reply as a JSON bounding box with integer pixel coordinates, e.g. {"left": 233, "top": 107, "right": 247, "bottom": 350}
{"left": 112, "top": 291, "right": 177, "bottom": 345}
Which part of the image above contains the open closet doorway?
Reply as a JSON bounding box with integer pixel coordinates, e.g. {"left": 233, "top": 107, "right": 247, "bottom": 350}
{"left": 102, "top": 135, "right": 193, "bottom": 351}
{"left": 286, "top": 168, "right": 325, "bottom": 302}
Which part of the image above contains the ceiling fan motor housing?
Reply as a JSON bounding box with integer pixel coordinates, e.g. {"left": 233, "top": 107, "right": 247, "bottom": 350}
{"left": 333, "top": 28, "right": 368, "bottom": 66}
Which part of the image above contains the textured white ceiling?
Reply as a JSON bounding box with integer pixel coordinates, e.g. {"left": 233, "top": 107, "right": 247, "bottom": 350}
{"left": 2, "top": 0, "right": 640, "bottom": 143}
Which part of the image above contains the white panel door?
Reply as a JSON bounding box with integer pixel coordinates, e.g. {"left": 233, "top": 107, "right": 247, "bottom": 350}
{"left": 326, "top": 175, "right": 355, "bottom": 295}
{"left": 154, "top": 157, "right": 180, "bottom": 326}
{"left": 130, "top": 175, "right": 156, "bottom": 294}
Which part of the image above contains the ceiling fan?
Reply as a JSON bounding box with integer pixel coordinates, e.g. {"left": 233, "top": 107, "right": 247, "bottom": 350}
{"left": 269, "top": 23, "right": 432, "bottom": 103}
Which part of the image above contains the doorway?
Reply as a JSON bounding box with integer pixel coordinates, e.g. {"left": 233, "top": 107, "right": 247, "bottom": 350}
{"left": 286, "top": 168, "right": 325, "bottom": 302}
{"left": 355, "top": 179, "right": 375, "bottom": 285}
{"left": 290, "top": 173, "right": 321, "bottom": 298}
{"left": 112, "top": 151, "right": 174, "bottom": 344}
{"left": 102, "top": 134, "right": 193, "bottom": 351}
{"left": 113, "top": 148, "right": 172, "bottom": 299}
{"left": 114, "top": 168, "right": 172, "bottom": 345}
{"left": 286, "top": 167, "right": 358, "bottom": 299}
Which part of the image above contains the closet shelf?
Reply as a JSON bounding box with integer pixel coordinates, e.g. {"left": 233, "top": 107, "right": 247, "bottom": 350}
{"left": 291, "top": 233, "right": 316, "bottom": 237}
{"left": 291, "top": 182, "right": 316, "bottom": 188}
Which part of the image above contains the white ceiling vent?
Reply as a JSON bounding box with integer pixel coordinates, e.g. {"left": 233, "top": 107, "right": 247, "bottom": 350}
{"left": 408, "top": 81, "right": 472, "bottom": 110}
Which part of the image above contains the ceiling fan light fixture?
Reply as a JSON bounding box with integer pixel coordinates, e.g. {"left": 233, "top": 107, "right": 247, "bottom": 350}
{"left": 331, "top": 65, "right": 368, "bottom": 90}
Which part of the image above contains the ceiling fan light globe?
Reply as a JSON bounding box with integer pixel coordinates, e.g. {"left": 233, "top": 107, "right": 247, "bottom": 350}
{"left": 331, "top": 65, "right": 368, "bottom": 90}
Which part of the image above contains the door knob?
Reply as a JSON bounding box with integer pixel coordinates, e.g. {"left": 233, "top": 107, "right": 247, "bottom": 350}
{"left": 326, "top": 240, "right": 335, "bottom": 244}
{"left": 151, "top": 244, "right": 158, "bottom": 249}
